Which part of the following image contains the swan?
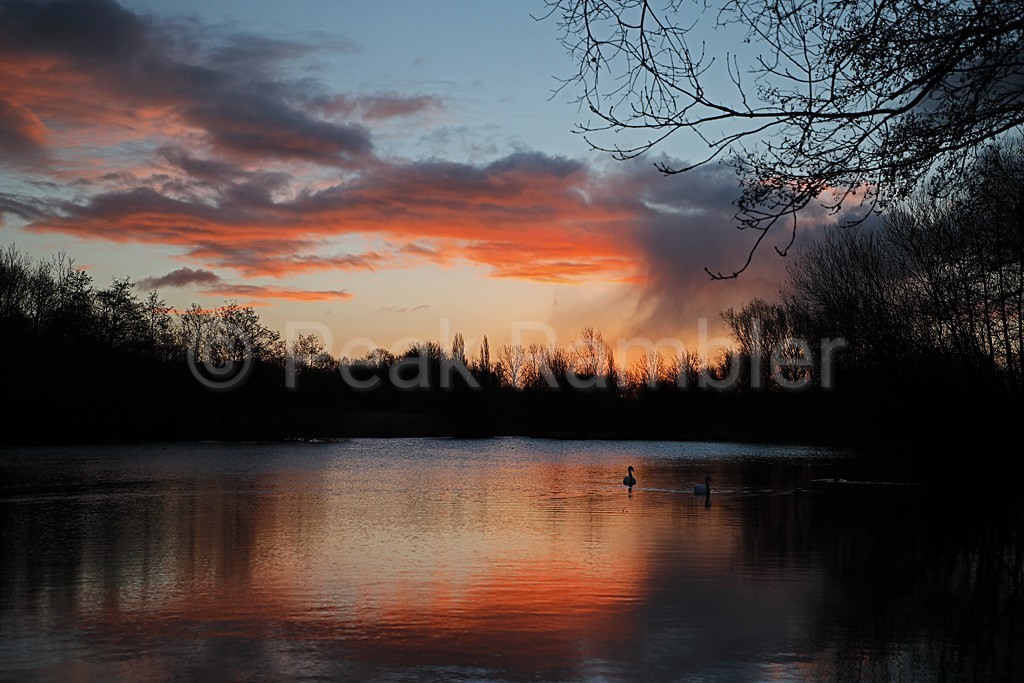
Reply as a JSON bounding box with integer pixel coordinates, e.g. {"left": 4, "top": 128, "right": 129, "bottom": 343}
{"left": 623, "top": 466, "right": 637, "bottom": 487}
{"left": 693, "top": 475, "right": 711, "bottom": 496}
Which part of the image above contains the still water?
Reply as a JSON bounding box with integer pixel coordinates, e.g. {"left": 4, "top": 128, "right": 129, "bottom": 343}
{"left": 1, "top": 438, "right": 1021, "bottom": 682}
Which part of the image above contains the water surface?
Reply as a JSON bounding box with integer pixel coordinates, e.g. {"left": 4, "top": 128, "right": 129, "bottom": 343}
{"left": 2, "top": 438, "right": 1020, "bottom": 681}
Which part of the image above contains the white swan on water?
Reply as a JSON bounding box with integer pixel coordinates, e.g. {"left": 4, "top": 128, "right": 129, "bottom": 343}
{"left": 694, "top": 475, "right": 711, "bottom": 496}
{"left": 623, "top": 466, "right": 637, "bottom": 487}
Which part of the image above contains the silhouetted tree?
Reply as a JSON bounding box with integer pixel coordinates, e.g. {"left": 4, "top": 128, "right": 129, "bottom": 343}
{"left": 25, "top": 257, "right": 56, "bottom": 333}
{"left": 497, "top": 343, "right": 527, "bottom": 389}
{"left": 288, "top": 333, "right": 333, "bottom": 371}
{"left": 722, "top": 298, "right": 795, "bottom": 389}
{"left": 572, "top": 326, "right": 609, "bottom": 380}
{"left": 546, "top": 0, "right": 1024, "bottom": 276}
{"left": 477, "top": 335, "right": 491, "bottom": 374}
{"left": 219, "top": 303, "right": 283, "bottom": 362}
{"left": 50, "top": 253, "right": 93, "bottom": 344}
{"left": 667, "top": 348, "right": 704, "bottom": 388}
{"left": 363, "top": 347, "right": 396, "bottom": 369}
{"left": 0, "top": 245, "right": 30, "bottom": 324}
{"left": 141, "top": 290, "right": 176, "bottom": 360}
{"left": 451, "top": 332, "right": 466, "bottom": 366}
{"left": 404, "top": 340, "right": 446, "bottom": 363}
{"left": 521, "top": 343, "right": 571, "bottom": 389}
{"left": 628, "top": 350, "right": 666, "bottom": 391}
{"left": 606, "top": 346, "right": 620, "bottom": 393}
{"left": 96, "top": 277, "right": 146, "bottom": 352}
{"left": 784, "top": 139, "right": 1024, "bottom": 389}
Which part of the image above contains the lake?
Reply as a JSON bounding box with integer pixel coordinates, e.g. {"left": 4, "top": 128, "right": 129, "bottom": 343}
{"left": 1, "top": 438, "right": 1021, "bottom": 682}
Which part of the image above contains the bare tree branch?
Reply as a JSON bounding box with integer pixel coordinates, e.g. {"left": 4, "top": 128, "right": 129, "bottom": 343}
{"left": 544, "top": 0, "right": 1024, "bottom": 276}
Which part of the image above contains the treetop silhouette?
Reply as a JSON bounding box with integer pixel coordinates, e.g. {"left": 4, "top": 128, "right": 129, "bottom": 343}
{"left": 544, "top": 0, "right": 1024, "bottom": 276}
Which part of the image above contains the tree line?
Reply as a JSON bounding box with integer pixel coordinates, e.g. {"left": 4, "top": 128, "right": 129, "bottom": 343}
{"left": 0, "top": 243, "right": 822, "bottom": 444}
{"left": 1, "top": 143, "right": 1020, "bottom": 449}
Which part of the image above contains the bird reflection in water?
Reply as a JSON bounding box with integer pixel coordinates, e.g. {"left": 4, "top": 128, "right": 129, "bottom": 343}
{"left": 694, "top": 475, "right": 712, "bottom": 508}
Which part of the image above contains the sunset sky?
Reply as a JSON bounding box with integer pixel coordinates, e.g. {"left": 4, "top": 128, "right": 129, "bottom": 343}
{"left": 0, "top": 0, "right": 823, "bottom": 358}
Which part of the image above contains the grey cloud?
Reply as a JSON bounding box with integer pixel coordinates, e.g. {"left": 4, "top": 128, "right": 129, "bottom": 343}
{"left": 184, "top": 94, "right": 372, "bottom": 164}
{"left": 137, "top": 266, "right": 220, "bottom": 290}
{"left": 0, "top": 99, "right": 47, "bottom": 165}
{"left": 158, "top": 146, "right": 250, "bottom": 184}
{"left": 620, "top": 157, "right": 834, "bottom": 337}
{"left": 0, "top": 191, "right": 45, "bottom": 222}
{"left": 485, "top": 151, "right": 584, "bottom": 178}
{"left": 0, "top": 0, "right": 148, "bottom": 63}
{"left": 204, "top": 32, "right": 359, "bottom": 72}
{"left": 379, "top": 304, "right": 430, "bottom": 313}
{"left": 315, "top": 93, "right": 443, "bottom": 120}
{"left": 0, "top": 0, "right": 376, "bottom": 166}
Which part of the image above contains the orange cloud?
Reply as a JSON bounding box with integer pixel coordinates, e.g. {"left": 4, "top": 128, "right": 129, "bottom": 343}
{"left": 0, "top": 98, "right": 48, "bottom": 150}
{"left": 0, "top": 2, "right": 374, "bottom": 168}
{"left": 0, "top": 0, "right": 807, "bottom": 319}
{"left": 200, "top": 284, "right": 352, "bottom": 302}
{"left": 22, "top": 151, "right": 647, "bottom": 285}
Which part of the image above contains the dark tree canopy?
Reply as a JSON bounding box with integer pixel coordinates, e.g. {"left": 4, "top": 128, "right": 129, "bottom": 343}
{"left": 782, "top": 140, "right": 1024, "bottom": 389}
{"left": 544, "top": 0, "right": 1024, "bottom": 276}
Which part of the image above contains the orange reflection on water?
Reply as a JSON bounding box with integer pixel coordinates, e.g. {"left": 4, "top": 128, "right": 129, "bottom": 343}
{"left": 68, "top": 464, "right": 736, "bottom": 665}
{"left": 6, "top": 442, "right": 1022, "bottom": 681}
